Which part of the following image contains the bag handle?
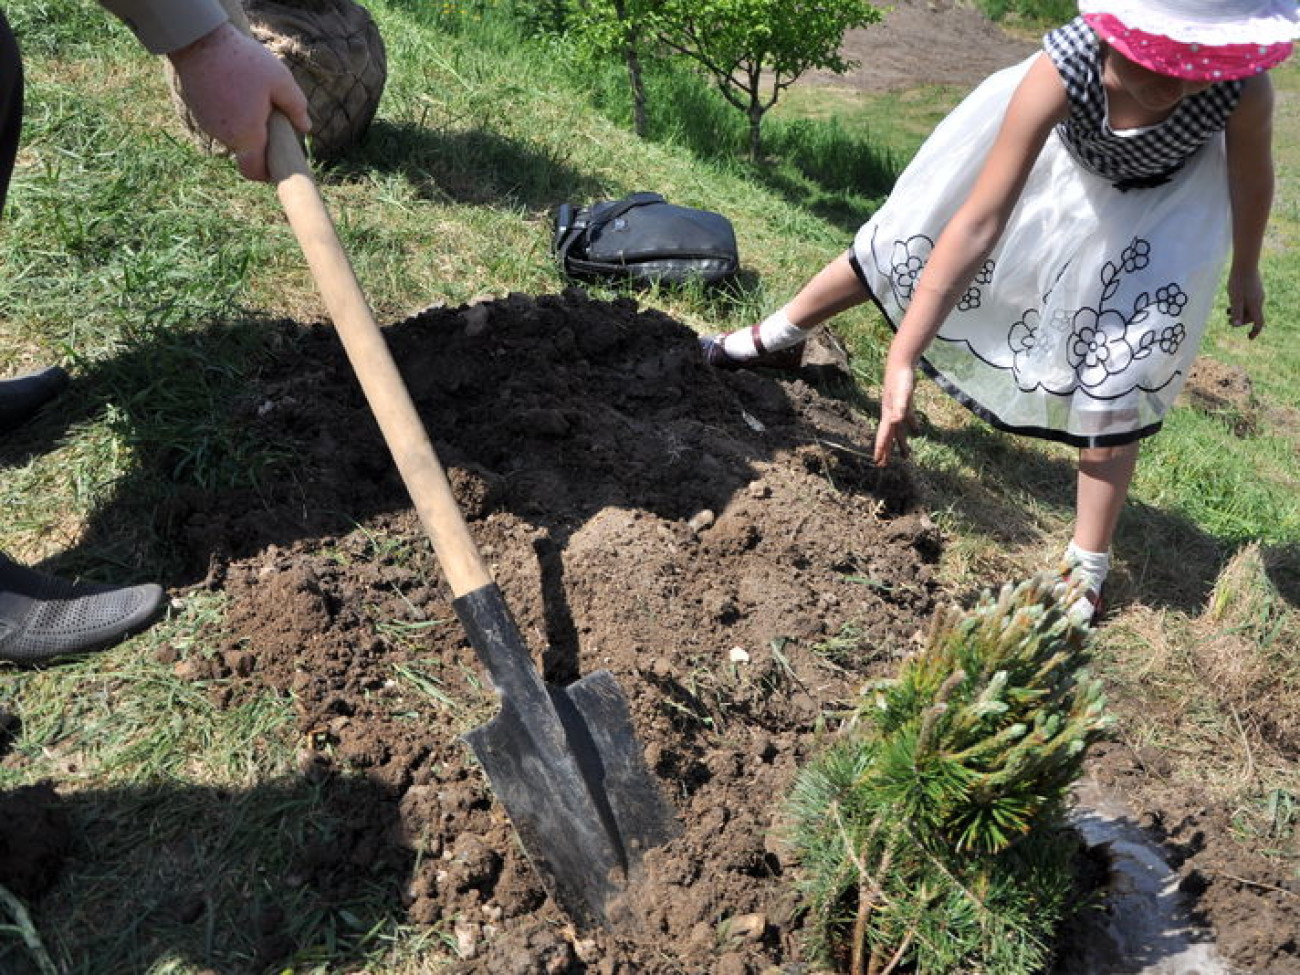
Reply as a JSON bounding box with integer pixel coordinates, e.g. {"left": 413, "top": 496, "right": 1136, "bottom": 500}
{"left": 553, "top": 192, "right": 667, "bottom": 268}
{"left": 588, "top": 191, "right": 666, "bottom": 229}
{"left": 553, "top": 204, "right": 584, "bottom": 267}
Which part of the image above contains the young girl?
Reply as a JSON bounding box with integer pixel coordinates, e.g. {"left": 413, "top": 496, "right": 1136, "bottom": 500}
{"left": 703, "top": 0, "right": 1298, "bottom": 624}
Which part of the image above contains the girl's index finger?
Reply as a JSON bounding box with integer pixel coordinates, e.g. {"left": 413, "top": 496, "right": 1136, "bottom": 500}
{"left": 1248, "top": 311, "right": 1266, "bottom": 340}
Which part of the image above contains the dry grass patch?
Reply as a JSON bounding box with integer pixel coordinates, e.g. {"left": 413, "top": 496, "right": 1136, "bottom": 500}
{"left": 1097, "top": 544, "right": 1300, "bottom": 812}
{"left": 1196, "top": 544, "right": 1300, "bottom": 759}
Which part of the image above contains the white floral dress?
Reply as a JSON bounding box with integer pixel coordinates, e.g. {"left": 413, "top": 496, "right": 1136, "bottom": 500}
{"left": 849, "top": 18, "right": 1243, "bottom": 447}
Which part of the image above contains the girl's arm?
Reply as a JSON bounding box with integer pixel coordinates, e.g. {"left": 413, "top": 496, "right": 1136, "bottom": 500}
{"left": 875, "top": 53, "right": 1069, "bottom": 465}
{"left": 1224, "top": 74, "right": 1275, "bottom": 340}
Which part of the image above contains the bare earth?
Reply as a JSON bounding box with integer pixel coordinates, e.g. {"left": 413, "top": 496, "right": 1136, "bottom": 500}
{"left": 803, "top": 0, "right": 1038, "bottom": 91}
{"left": 1, "top": 3, "right": 1297, "bottom": 973}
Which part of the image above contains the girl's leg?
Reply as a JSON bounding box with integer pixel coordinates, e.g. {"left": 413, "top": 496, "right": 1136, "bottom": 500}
{"left": 785, "top": 252, "right": 874, "bottom": 328}
{"left": 1075, "top": 442, "right": 1140, "bottom": 553}
{"left": 705, "top": 252, "right": 870, "bottom": 365}
{"left": 1063, "top": 441, "right": 1140, "bottom": 623}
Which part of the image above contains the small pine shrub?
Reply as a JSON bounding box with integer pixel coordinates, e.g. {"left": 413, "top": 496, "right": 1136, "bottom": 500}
{"left": 787, "top": 574, "right": 1111, "bottom": 974}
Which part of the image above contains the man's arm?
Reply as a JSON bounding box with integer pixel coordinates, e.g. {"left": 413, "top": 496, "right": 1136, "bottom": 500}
{"left": 98, "top": 0, "right": 228, "bottom": 55}
{"left": 99, "top": 0, "right": 311, "bottom": 181}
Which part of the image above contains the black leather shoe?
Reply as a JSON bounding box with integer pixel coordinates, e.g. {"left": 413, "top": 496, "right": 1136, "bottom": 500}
{"left": 0, "top": 556, "right": 166, "bottom": 664}
{"left": 0, "top": 367, "right": 70, "bottom": 433}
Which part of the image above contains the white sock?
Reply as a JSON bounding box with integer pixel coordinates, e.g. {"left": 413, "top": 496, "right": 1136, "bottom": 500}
{"left": 720, "top": 308, "right": 808, "bottom": 360}
{"left": 1063, "top": 541, "right": 1110, "bottom": 625}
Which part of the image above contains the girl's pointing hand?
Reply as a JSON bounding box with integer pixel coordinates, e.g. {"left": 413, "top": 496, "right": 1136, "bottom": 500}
{"left": 874, "top": 359, "right": 919, "bottom": 466}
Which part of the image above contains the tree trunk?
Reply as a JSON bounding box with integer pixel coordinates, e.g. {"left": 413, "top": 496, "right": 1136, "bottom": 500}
{"left": 611, "top": 0, "right": 648, "bottom": 138}
{"left": 748, "top": 103, "right": 764, "bottom": 163}
{"left": 625, "top": 41, "right": 647, "bottom": 137}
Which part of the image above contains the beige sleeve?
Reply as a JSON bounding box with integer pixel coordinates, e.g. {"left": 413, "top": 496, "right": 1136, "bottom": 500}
{"left": 98, "top": 0, "right": 229, "bottom": 55}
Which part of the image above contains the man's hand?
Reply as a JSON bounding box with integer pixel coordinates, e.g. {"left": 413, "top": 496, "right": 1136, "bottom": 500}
{"left": 168, "top": 22, "right": 310, "bottom": 181}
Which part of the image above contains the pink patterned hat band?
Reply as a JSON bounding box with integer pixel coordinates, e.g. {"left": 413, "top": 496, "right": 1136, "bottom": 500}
{"left": 1084, "top": 11, "right": 1294, "bottom": 80}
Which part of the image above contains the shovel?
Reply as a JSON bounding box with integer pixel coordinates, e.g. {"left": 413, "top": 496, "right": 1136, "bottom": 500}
{"left": 230, "top": 16, "right": 679, "bottom": 928}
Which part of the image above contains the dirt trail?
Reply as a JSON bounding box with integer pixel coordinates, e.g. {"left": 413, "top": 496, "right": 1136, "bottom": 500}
{"left": 803, "top": 0, "right": 1038, "bottom": 92}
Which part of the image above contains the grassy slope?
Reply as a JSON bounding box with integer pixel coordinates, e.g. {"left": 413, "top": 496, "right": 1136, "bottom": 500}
{"left": 1, "top": 1, "right": 1297, "bottom": 970}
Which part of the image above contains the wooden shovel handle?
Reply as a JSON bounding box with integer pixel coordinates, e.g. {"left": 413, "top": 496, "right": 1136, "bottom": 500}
{"left": 217, "top": 0, "right": 492, "bottom": 597}
{"left": 267, "top": 122, "right": 494, "bottom": 598}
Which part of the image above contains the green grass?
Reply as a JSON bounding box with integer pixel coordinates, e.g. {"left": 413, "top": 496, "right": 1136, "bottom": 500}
{"left": 1, "top": 1, "right": 1299, "bottom": 971}
{"left": 973, "top": 0, "right": 1078, "bottom": 29}
{"left": 1136, "top": 409, "right": 1300, "bottom": 545}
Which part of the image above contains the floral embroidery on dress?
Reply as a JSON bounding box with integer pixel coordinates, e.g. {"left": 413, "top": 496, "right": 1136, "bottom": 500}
{"left": 888, "top": 235, "right": 932, "bottom": 302}
{"left": 881, "top": 232, "right": 1190, "bottom": 400}
{"left": 958, "top": 260, "right": 996, "bottom": 312}
{"left": 1155, "top": 284, "right": 1188, "bottom": 316}
{"left": 1009, "top": 307, "right": 1073, "bottom": 387}
{"left": 1158, "top": 323, "right": 1186, "bottom": 354}
{"left": 1007, "top": 237, "right": 1188, "bottom": 393}
{"left": 1069, "top": 307, "right": 1135, "bottom": 388}
{"left": 889, "top": 237, "right": 996, "bottom": 312}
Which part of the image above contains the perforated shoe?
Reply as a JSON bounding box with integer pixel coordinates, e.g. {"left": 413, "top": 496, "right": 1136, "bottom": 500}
{"left": 0, "top": 556, "right": 166, "bottom": 664}
{"left": 0, "top": 367, "right": 70, "bottom": 433}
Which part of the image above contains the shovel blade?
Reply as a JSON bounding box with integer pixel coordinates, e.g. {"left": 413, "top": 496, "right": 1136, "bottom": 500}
{"left": 457, "top": 585, "right": 678, "bottom": 928}
{"left": 559, "top": 670, "right": 680, "bottom": 858}
{"left": 465, "top": 705, "right": 626, "bottom": 928}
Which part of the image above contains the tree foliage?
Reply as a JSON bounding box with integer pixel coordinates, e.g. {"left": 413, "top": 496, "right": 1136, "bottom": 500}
{"left": 654, "top": 0, "right": 880, "bottom": 160}
{"left": 564, "top": 0, "right": 881, "bottom": 158}
{"left": 787, "top": 575, "right": 1112, "bottom": 974}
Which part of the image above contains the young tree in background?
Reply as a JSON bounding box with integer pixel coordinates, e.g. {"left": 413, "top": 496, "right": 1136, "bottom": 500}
{"left": 655, "top": 0, "right": 880, "bottom": 161}
{"left": 567, "top": 0, "right": 664, "bottom": 136}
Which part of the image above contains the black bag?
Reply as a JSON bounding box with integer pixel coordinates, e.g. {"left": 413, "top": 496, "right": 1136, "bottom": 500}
{"left": 552, "top": 192, "right": 739, "bottom": 285}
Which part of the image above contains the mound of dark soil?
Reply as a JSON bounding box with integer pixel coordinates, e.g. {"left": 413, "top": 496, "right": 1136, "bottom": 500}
{"left": 162, "top": 289, "right": 939, "bottom": 971}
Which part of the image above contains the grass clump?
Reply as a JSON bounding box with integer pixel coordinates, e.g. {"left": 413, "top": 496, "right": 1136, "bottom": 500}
{"left": 787, "top": 575, "right": 1111, "bottom": 974}
{"left": 1107, "top": 543, "right": 1300, "bottom": 773}
{"left": 1198, "top": 543, "right": 1300, "bottom": 757}
{"left": 973, "top": 0, "right": 1077, "bottom": 28}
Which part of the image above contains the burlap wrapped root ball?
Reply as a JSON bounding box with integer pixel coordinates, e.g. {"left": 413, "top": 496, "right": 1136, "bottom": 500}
{"left": 167, "top": 0, "right": 387, "bottom": 161}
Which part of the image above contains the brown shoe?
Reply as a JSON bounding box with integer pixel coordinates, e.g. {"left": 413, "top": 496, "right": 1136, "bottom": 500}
{"left": 700, "top": 327, "right": 803, "bottom": 372}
